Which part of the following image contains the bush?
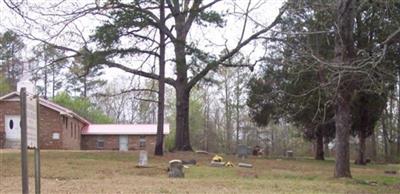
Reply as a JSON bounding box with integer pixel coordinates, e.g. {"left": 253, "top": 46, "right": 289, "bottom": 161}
{"left": 52, "top": 92, "right": 113, "bottom": 124}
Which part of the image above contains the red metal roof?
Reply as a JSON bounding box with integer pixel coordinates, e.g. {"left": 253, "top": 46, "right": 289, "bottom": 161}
{"left": 81, "top": 124, "right": 170, "bottom": 135}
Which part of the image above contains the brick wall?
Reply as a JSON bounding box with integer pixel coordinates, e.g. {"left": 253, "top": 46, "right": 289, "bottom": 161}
{"left": 81, "top": 135, "right": 157, "bottom": 152}
{"left": 0, "top": 131, "right": 5, "bottom": 147}
{"left": 81, "top": 135, "right": 119, "bottom": 150}
{"left": 0, "top": 98, "right": 85, "bottom": 149}
{"left": 128, "top": 135, "right": 157, "bottom": 153}
{"left": 38, "top": 105, "right": 63, "bottom": 149}
{"left": 1, "top": 95, "right": 162, "bottom": 151}
{"left": 61, "top": 116, "right": 83, "bottom": 149}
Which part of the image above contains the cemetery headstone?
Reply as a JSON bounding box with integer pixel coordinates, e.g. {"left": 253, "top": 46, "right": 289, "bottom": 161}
{"left": 286, "top": 150, "right": 294, "bottom": 158}
{"left": 138, "top": 150, "right": 148, "bottom": 167}
{"left": 238, "top": 162, "right": 253, "bottom": 168}
{"left": 237, "top": 145, "right": 249, "bottom": 159}
{"left": 210, "top": 161, "right": 225, "bottom": 167}
{"left": 168, "top": 160, "right": 184, "bottom": 178}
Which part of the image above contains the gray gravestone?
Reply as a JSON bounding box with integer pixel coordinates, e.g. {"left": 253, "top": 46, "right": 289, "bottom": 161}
{"left": 238, "top": 162, "right": 253, "bottom": 168}
{"left": 286, "top": 150, "right": 293, "bottom": 158}
{"left": 237, "top": 145, "right": 249, "bottom": 159}
{"left": 210, "top": 161, "right": 225, "bottom": 167}
{"left": 168, "top": 160, "right": 184, "bottom": 178}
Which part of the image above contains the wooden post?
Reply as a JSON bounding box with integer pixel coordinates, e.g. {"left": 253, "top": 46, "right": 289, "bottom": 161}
{"left": 34, "top": 96, "right": 41, "bottom": 194}
{"left": 20, "top": 88, "right": 29, "bottom": 194}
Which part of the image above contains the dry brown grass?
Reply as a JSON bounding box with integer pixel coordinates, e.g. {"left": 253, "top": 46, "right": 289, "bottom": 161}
{"left": 1, "top": 149, "right": 399, "bottom": 194}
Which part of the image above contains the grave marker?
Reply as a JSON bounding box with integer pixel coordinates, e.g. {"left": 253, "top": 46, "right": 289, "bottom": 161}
{"left": 138, "top": 150, "right": 148, "bottom": 167}
{"left": 168, "top": 160, "right": 184, "bottom": 178}
{"left": 237, "top": 145, "right": 249, "bottom": 159}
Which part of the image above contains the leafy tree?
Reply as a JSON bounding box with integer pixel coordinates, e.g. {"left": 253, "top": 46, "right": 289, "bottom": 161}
{"left": 0, "top": 74, "right": 11, "bottom": 95}
{"left": 274, "top": 1, "right": 337, "bottom": 161}
{"left": 247, "top": 74, "right": 277, "bottom": 127}
{"left": 247, "top": 65, "right": 335, "bottom": 160}
{"left": 332, "top": 0, "right": 400, "bottom": 177}
{"left": 249, "top": 0, "right": 399, "bottom": 167}
{"left": 351, "top": 92, "right": 386, "bottom": 165}
{"left": 52, "top": 92, "right": 113, "bottom": 124}
{"left": 66, "top": 58, "right": 107, "bottom": 97}
{"left": 31, "top": 44, "right": 67, "bottom": 99}
{"left": 348, "top": 0, "right": 400, "bottom": 164}
{"left": 0, "top": 30, "right": 24, "bottom": 89}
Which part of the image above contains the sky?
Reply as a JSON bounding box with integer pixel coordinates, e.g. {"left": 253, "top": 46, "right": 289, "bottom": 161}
{"left": 0, "top": 0, "right": 285, "bottom": 91}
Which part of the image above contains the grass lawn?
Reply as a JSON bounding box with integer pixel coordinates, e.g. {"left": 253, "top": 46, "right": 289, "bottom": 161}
{"left": 1, "top": 150, "right": 399, "bottom": 194}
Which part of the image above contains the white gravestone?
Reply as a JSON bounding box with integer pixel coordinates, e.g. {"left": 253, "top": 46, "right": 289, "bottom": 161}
{"left": 138, "top": 150, "right": 148, "bottom": 167}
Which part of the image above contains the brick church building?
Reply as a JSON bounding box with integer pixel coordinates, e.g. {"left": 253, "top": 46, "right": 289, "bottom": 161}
{"left": 0, "top": 91, "right": 90, "bottom": 149}
{"left": 0, "top": 83, "right": 169, "bottom": 151}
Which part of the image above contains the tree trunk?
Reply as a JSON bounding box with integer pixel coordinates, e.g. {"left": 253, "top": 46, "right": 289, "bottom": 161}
{"left": 271, "top": 127, "right": 274, "bottom": 156}
{"left": 44, "top": 69, "right": 48, "bottom": 99}
{"left": 235, "top": 101, "right": 240, "bottom": 150}
{"left": 174, "top": 85, "right": 192, "bottom": 151}
{"left": 355, "top": 131, "right": 366, "bottom": 165}
{"left": 389, "top": 93, "right": 394, "bottom": 151}
{"left": 172, "top": 12, "right": 192, "bottom": 151}
{"left": 324, "top": 136, "right": 330, "bottom": 157}
{"left": 370, "top": 129, "right": 377, "bottom": 161}
{"left": 52, "top": 65, "right": 55, "bottom": 98}
{"left": 333, "top": 0, "right": 355, "bottom": 178}
{"left": 397, "top": 70, "right": 400, "bottom": 156}
{"left": 155, "top": 0, "right": 165, "bottom": 156}
{"left": 83, "top": 76, "right": 87, "bottom": 97}
{"left": 43, "top": 45, "right": 48, "bottom": 99}
{"left": 398, "top": 120, "right": 400, "bottom": 157}
{"left": 381, "top": 115, "right": 389, "bottom": 161}
{"left": 203, "top": 90, "right": 208, "bottom": 151}
{"left": 224, "top": 73, "right": 232, "bottom": 153}
{"left": 235, "top": 69, "right": 241, "bottom": 150}
{"left": 315, "top": 130, "right": 325, "bottom": 160}
{"left": 334, "top": 95, "right": 352, "bottom": 177}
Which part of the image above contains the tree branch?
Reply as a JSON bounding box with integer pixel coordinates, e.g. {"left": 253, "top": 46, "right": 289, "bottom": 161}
{"left": 96, "top": 47, "right": 160, "bottom": 58}
{"left": 95, "top": 88, "right": 158, "bottom": 97}
{"left": 187, "top": 4, "right": 287, "bottom": 90}
{"left": 102, "top": 60, "right": 176, "bottom": 87}
{"left": 382, "top": 27, "right": 400, "bottom": 45}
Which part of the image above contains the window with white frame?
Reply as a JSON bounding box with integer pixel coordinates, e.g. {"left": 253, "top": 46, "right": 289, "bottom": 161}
{"left": 52, "top": 132, "right": 60, "bottom": 140}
